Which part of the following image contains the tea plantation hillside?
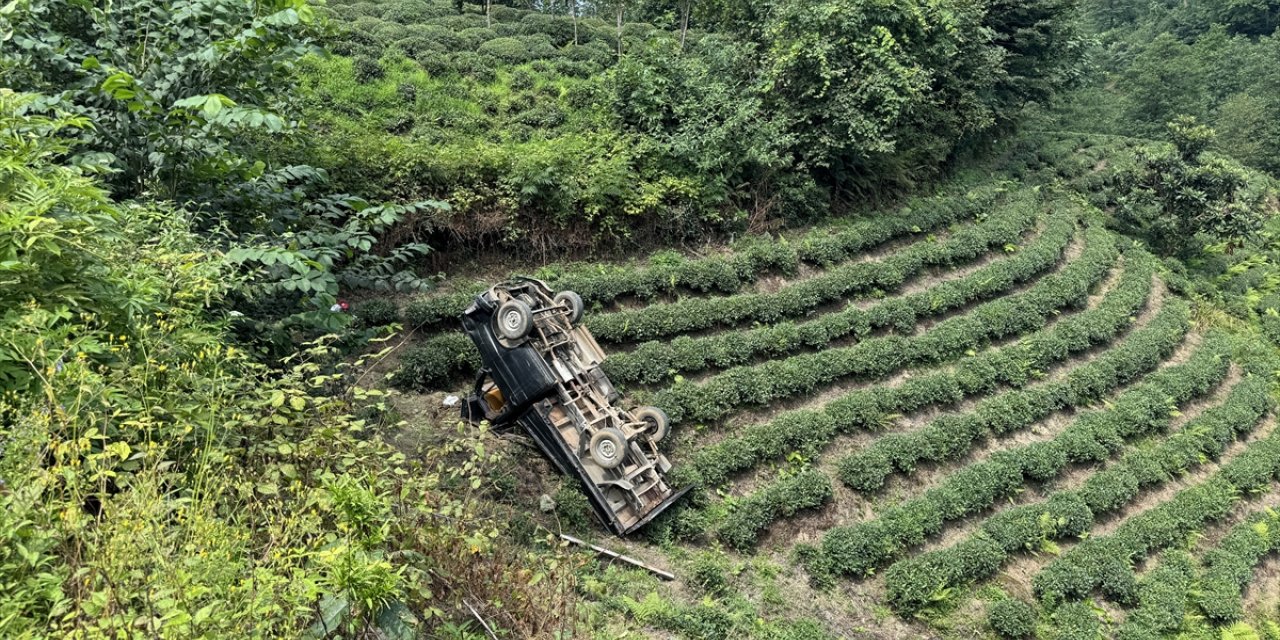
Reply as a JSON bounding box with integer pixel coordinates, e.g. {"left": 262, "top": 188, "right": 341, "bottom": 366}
{"left": 385, "top": 136, "right": 1280, "bottom": 637}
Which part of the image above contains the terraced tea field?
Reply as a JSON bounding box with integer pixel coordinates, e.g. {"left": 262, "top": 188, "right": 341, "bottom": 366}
{"left": 391, "top": 180, "right": 1280, "bottom": 638}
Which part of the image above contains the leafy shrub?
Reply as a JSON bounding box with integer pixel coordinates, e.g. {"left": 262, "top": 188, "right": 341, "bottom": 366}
{"left": 689, "top": 551, "right": 731, "bottom": 595}
{"left": 354, "top": 55, "right": 386, "bottom": 83}
{"left": 716, "top": 470, "right": 833, "bottom": 550}
{"left": 520, "top": 34, "right": 559, "bottom": 59}
{"left": 552, "top": 483, "right": 593, "bottom": 531}
{"left": 353, "top": 300, "right": 399, "bottom": 328}
{"left": 478, "top": 36, "right": 531, "bottom": 63}
{"left": 389, "top": 334, "right": 480, "bottom": 390}
{"left": 520, "top": 12, "right": 577, "bottom": 47}
{"left": 459, "top": 26, "right": 500, "bottom": 50}
{"left": 1194, "top": 508, "right": 1280, "bottom": 623}
{"left": 1115, "top": 551, "right": 1195, "bottom": 639}
{"left": 989, "top": 599, "right": 1037, "bottom": 639}
{"left": 1052, "top": 601, "right": 1102, "bottom": 640}
{"left": 510, "top": 68, "right": 537, "bottom": 90}
{"left": 392, "top": 35, "right": 441, "bottom": 60}
{"left": 1114, "top": 117, "right": 1272, "bottom": 256}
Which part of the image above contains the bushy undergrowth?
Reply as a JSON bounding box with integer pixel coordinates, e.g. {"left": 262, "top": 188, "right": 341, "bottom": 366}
{"left": 0, "top": 91, "right": 578, "bottom": 638}
{"left": 298, "top": 0, "right": 1084, "bottom": 250}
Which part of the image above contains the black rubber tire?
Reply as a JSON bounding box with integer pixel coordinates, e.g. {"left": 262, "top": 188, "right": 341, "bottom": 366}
{"left": 634, "top": 406, "right": 670, "bottom": 443}
{"left": 494, "top": 299, "right": 533, "bottom": 341}
{"left": 555, "top": 291, "right": 584, "bottom": 325}
{"left": 588, "top": 428, "right": 627, "bottom": 470}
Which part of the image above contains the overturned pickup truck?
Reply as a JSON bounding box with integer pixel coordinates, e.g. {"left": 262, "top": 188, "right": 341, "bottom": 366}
{"left": 459, "top": 277, "right": 689, "bottom": 536}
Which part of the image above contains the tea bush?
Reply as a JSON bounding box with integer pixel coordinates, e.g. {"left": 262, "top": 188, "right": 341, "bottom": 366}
{"left": 1194, "top": 507, "right": 1280, "bottom": 623}
{"left": 989, "top": 598, "right": 1038, "bottom": 639}
{"left": 715, "top": 469, "right": 833, "bottom": 550}
{"left": 1115, "top": 551, "right": 1197, "bottom": 639}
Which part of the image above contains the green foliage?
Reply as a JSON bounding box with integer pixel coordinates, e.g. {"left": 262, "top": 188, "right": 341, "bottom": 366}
{"left": 1195, "top": 507, "right": 1280, "bottom": 623}
{"left": 299, "top": 0, "right": 1085, "bottom": 248}
{"left": 1116, "top": 551, "right": 1197, "bottom": 639}
{"left": 1114, "top": 117, "right": 1271, "bottom": 256}
{"left": 822, "top": 325, "right": 1219, "bottom": 581}
{"left": 885, "top": 367, "right": 1274, "bottom": 616}
{"left": 687, "top": 245, "right": 1158, "bottom": 491}
{"left": 353, "top": 299, "right": 401, "bottom": 328}
{"left": 0, "top": 0, "right": 319, "bottom": 200}
{"left": 1034, "top": 423, "right": 1280, "bottom": 609}
{"left": 834, "top": 282, "right": 1192, "bottom": 491}
{"left": 1052, "top": 601, "right": 1104, "bottom": 640}
{"left": 612, "top": 200, "right": 1084, "bottom": 385}
{"left": 989, "top": 598, "right": 1038, "bottom": 639}
{"left": 715, "top": 469, "right": 833, "bottom": 550}
{"left": 0, "top": 87, "right": 581, "bottom": 638}
{"left": 0, "top": 90, "right": 223, "bottom": 393}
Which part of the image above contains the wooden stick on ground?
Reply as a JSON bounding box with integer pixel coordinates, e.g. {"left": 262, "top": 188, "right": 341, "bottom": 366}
{"left": 560, "top": 533, "right": 676, "bottom": 581}
{"left": 464, "top": 599, "right": 499, "bottom": 640}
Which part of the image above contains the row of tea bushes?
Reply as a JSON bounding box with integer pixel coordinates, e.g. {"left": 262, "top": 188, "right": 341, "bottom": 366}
{"left": 607, "top": 209, "right": 1083, "bottom": 385}
{"left": 883, "top": 369, "right": 1272, "bottom": 615}
{"left": 1194, "top": 506, "right": 1280, "bottom": 623}
{"left": 683, "top": 251, "right": 1157, "bottom": 490}
{"left": 587, "top": 194, "right": 1041, "bottom": 343}
{"left": 714, "top": 469, "right": 834, "bottom": 550}
{"left": 679, "top": 259, "right": 1176, "bottom": 549}
{"left": 649, "top": 213, "right": 1106, "bottom": 424}
{"left": 398, "top": 186, "right": 1009, "bottom": 332}
{"left": 389, "top": 188, "right": 1023, "bottom": 389}
{"left": 836, "top": 277, "right": 1188, "bottom": 492}
{"left": 1115, "top": 551, "right": 1198, "bottom": 640}
{"left": 1033, "top": 419, "right": 1280, "bottom": 608}
{"left": 814, "top": 331, "right": 1225, "bottom": 579}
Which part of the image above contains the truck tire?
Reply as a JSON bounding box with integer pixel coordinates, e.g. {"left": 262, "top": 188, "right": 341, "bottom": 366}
{"left": 494, "top": 299, "right": 533, "bottom": 340}
{"left": 634, "top": 406, "right": 670, "bottom": 443}
{"left": 555, "top": 291, "right": 584, "bottom": 325}
{"left": 589, "top": 428, "right": 627, "bottom": 469}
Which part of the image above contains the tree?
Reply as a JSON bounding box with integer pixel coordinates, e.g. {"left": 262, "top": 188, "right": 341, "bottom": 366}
{"left": 0, "top": 0, "right": 320, "bottom": 201}
{"left": 1123, "top": 34, "right": 1210, "bottom": 135}
{"left": 1116, "top": 116, "right": 1272, "bottom": 256}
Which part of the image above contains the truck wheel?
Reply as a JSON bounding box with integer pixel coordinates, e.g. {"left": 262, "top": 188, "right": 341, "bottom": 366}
{"left": 494, "top": 299, "right": 533, "bottom": 340}
{"left": 634, "top": 406, "right": 670, "bottom": 443}
{"left": 555, "top": 291, "right": 584, "bottom": 325}
{"left": 589, "top": 428, "right": 627, "bottom": 469}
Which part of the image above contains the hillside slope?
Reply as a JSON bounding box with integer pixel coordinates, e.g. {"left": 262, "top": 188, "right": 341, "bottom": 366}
{"left": 385, "top": 139, "right": 1280, "bottom": 637}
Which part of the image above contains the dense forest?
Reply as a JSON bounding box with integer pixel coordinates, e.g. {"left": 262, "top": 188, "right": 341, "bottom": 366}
{"left": 2, "top": 0, "right": 1280, "bottom": 639}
